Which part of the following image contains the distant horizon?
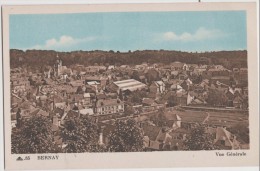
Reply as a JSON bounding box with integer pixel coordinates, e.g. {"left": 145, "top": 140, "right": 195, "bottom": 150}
{"left": 10, "top": 11, "right": 247, "bottom": 52}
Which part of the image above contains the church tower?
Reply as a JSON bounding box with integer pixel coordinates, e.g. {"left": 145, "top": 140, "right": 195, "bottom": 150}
{"left": 54, "top": 54, "right": 62, "bottom": 77}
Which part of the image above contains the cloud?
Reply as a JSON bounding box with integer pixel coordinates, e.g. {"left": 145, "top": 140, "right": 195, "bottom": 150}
{"left": 30, "top": 35, "right": 97, "bottom": 50}
{"left": 157, "top": 27, "right": 225, "bottom": 42}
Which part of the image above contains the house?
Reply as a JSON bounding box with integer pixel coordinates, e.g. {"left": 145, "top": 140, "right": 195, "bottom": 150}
{"left": 107, "top": 65, "right": 115, "bottom": 70}
{"left": 187, "top": 64, "right": 198, "bottom": 72}
{"left": 142, "top": 98, "right": 158, "bottom": 107}
{"left": 142, "top": 116, "right": 186, "bottom": 151}
{"left": 188, "top": 97, "right": 205, "bottom": 106}
{"left": 11, "top": 78, "right": 30, "bottom": 94}
{"left": 120, "top": 65, "right": 129, "bottom": 69}
{"left": 210, "top": 76, "right": 231, "bottom": 86}
{"left": 233, "top": 68, "right": 240, "bottom": 73}
{"left": 170, "top": 71, "right": 179, "bottom": 78}
{"left": 155, "top": 128, "right": 173, "bottom": 150}
{"left": 54, "top": 102, "right": 67, "bottom": 110}
{"left": 233, "top": 96, "right": 243, "bottom": 109}
{"left": 233, "top": 68, "right": 248, "bottom": 87}
{"left": 11, "top": 93, "right": 23, "bottom": 107}
{"left": 40, "top": 85, "right": 55, "bottom": 95}
{"left": 214, "top": 65, "right": 226, "bottom": 70}
{"left": 56, "top": 85, "right": 77, "bottom": 95}
{"left": 11, "top": 100, "right": 36, "bottom": 118}
{"left": 171, "top": 84, "right": 185, "bottom": 94}
{"left": 135, "top": 64, "right": 147, "bottom": 70}
{"left": 225, "top": 87, "right": 235, "bottom": 106}
{"left": 11, "top": 114, "right": 17, "bottom": 128}
{"left": 30, "top": 108, "right": 49, "bottom": 117}
{"left": 94, "top": 99, "right": 124, "bottom": 115}
{"left": 142, "top": 102, "right": 165, "bottom": 113}
{"left": 82, "top": 76, "right": 108, "bottom": 88}
{"left": 164, "top": 112, "right": 182, "bottom": 130}
{"left": 85, "top": 66, "right": 100, "bottom": 75}
{"left": 239, "top": 68, "right": 248, "bottom": 74}
{"left": 193, "top": 65, "right": 208, "bottom": 75}
{"left": 149, "top": 81, "right": 166, "bottom": 94}
{"left": 52, "top": 94, "right": 66, "bottom": 104}
{"left": 142, "top": 124, "right": 162, "bottom": 151}
{"left": 70, "top": 80, "right": 85, "bottom": 87}
{"left": 214, "top": 127, "right": 240, "bottom": 150}
{"left": 178, "top": 73, "right": 188, "bottom": 80}
{"left": 203, "top": 68, "right": 230, "bottom": 80}
{"left": 171, "top": 62, "right": 184, "bottom": 71}
{"left": 83, "top": 93, "right": 91, "bottom": 106}
{"left": 96, "top": 93, "right": 107, "bottom": 100}
{"left": 79, "top": 108, "right": 94, "bottom": 116}
{"left": 69, "top": 94, "right": 85, "bottom": 105}
{"left": 86, "top": 81, "right": 101, "bottom": 93}
{"left": 200, "top": 79, "right": 209, "bottom": 88}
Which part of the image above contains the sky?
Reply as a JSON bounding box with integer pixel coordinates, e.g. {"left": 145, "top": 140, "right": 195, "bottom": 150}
{"left": 10, "top": 11, "right": 247, "bottom": 52}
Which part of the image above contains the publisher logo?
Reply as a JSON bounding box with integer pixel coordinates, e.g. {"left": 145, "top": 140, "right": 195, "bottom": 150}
{"left": 16, "top": 157, "right": 23, "bottom": 161}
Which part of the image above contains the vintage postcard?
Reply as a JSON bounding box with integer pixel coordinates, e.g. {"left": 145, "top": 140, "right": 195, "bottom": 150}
{"left": 2, "top": 2, "right": 259, "bottom": 170}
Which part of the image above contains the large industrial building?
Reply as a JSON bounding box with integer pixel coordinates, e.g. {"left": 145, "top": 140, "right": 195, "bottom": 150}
{"left": 110, "top": 79, "right": 147, "bottom": 93}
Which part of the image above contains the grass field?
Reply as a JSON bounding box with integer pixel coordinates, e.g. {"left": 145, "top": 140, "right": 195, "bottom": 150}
{"left": 175, "top": 109, "right": 249, "bottom": 128}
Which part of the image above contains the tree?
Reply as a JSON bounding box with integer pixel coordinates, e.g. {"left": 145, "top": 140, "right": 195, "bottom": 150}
{"left": 228, "top": 122, "right": 249, "bottom": 143}
{"left": 129, "top": 90, "right": 147, "bottom": 104}
{"left": 11, "top": 115, "right": 59, "bottom": 154}
{"left": 206, "top": 89, "right": 227, "bottom": 107}
{"left": 150, "top": 109, "right": 167, "bottom": 127}
{"left": 108, "top": 119, "right": 144, "bottom": 152}
{"left": 124, "top": 105, "right": 135, "bottom": 115}
{"left": 15, "top": 108, "right": 22, "bottom": 128}
{"left": 88, "top": 144, "right": 107, "bottom": 152}
{"left": 184, "top": 124, "right": 219, "bottom": 150}
{"left": 145, "top": 69, "right": 160, "bottom": 84}
{"left": 61, "top": 116, "right": 99, "bottom": 153}
{"left": 26, "top": 91, "right": 32, "bottom": 101}
{"left": 132, "top": 70, "right": 140, "bottom": 81}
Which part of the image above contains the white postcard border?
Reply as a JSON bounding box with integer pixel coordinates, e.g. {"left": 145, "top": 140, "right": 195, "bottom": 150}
{"left": 2, "top": 3, "right": 259, "bottom": 170}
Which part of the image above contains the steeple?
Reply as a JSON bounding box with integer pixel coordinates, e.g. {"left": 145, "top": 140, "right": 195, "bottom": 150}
{"left": 54, "top": 53, "right": 62, "bottom": 77}
{"left": 56, "top": 54, "right": 62, "bottom": 64}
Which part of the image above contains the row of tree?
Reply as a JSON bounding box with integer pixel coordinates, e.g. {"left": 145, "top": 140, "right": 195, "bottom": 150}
{"left": 12, "top": 114, "right": 223, "bottom": 153}
{"left": 10, "top": 49, "right": 247, "bottom": 70}
{"left": 11, "top": 115, "right": 145, "bottom": 154}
